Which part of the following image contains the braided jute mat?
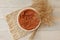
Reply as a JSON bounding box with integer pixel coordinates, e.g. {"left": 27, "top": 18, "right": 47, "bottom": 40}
{"left": 5, "top": 0, "right": 54, "bottom": 40}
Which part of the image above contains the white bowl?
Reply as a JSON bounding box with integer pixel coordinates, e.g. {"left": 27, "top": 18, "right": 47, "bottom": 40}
{"left": 17, "top": 7, "right": 41, "bottom": 31}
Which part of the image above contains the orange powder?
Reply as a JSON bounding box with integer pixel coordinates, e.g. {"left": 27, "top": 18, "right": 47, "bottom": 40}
{"left": 18, "top": 9, "right": 40, "bottom": 30}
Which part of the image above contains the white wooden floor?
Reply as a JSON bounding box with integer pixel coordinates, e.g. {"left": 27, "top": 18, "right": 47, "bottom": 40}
{"left": 0, "top": 0, "right": 60, "bottom": 40}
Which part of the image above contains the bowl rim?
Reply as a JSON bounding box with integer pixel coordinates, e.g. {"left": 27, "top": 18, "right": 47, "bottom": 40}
{"left": 17, "top": 7, "right": 41, "bottom": 31}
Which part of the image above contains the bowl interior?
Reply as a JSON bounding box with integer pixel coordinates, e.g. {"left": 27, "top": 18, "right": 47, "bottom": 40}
{"left": 17, "top": 8, "right": 41, "bottom": 31}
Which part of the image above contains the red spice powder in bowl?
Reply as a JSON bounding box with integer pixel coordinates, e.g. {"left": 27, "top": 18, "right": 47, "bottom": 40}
{"left": 17, "top": 7, "right": 41, "bottom": 31}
